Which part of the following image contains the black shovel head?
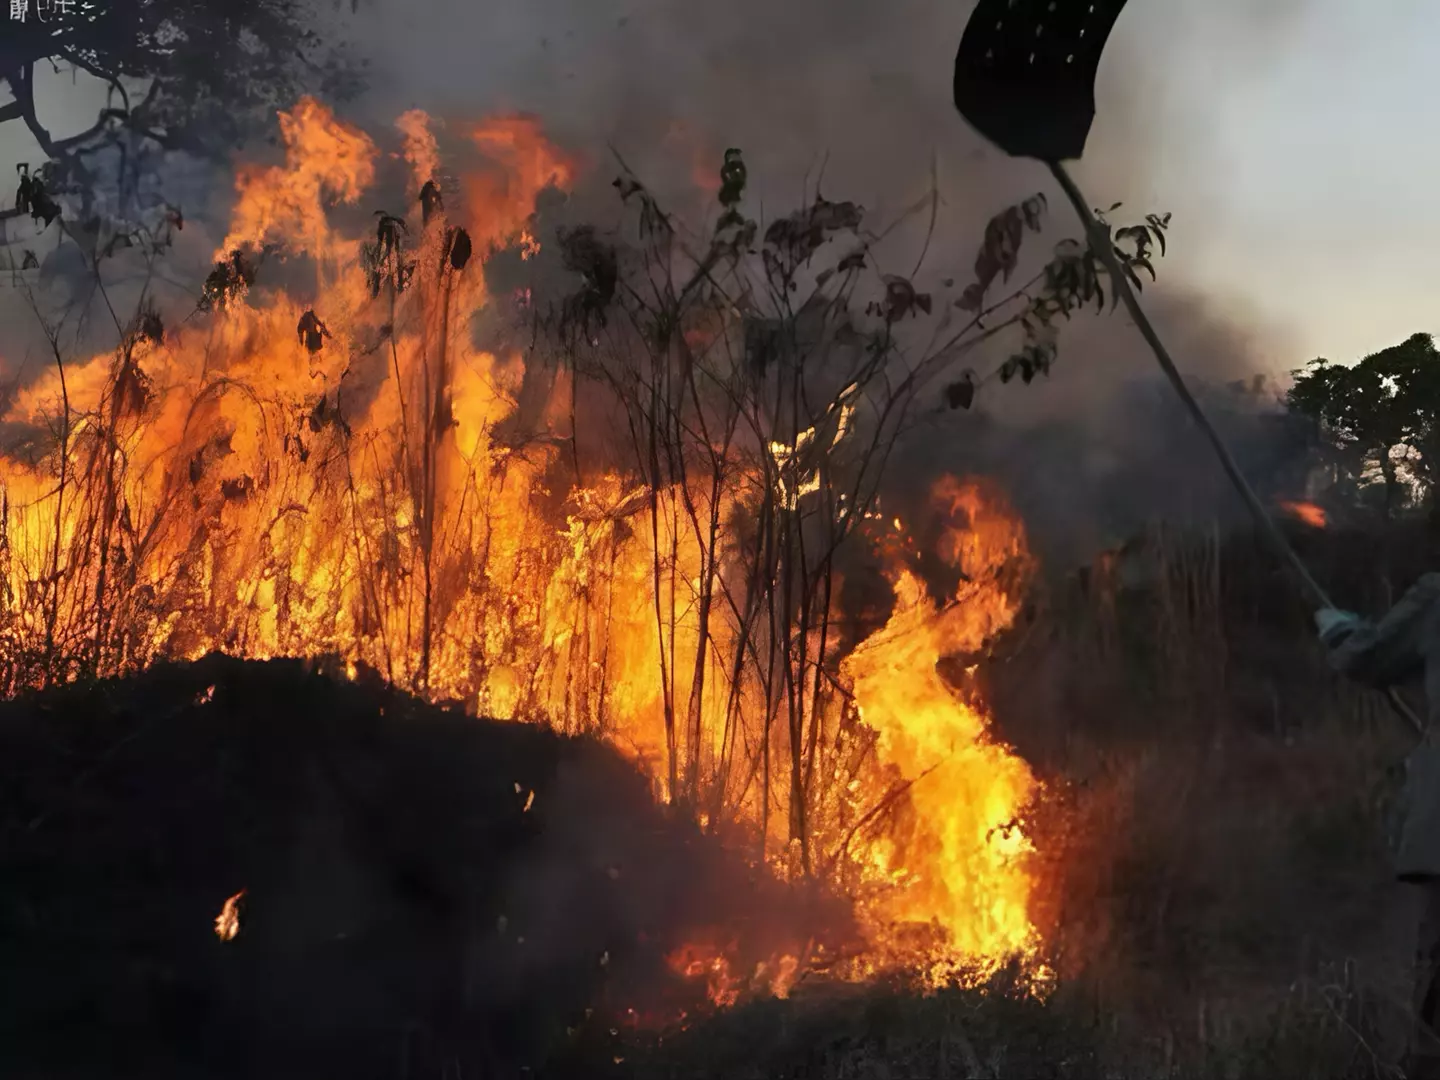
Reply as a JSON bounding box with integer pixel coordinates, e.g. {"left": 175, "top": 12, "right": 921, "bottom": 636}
{"left": 954, "top": 0, "right": 1130, "bottom": 162}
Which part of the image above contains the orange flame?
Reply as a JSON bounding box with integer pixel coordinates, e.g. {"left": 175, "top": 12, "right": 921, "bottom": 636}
{"left": 842, "top": 479, "right": 1039, "bottom": 983}
{"left": 215, "top": 889, "right": 246, "bottom": 941}
{"left": 0, "top": 101, "right": 1050, "bottom": 1001}
{"left": 1279, "top": 500, "right": 1327, "bottom": 529}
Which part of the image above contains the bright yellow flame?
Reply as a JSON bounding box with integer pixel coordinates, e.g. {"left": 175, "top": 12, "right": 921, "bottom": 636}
{"left": 0, "top": 102, "right": 1051, "bottom": 1000}
{"left": 842, "top": 478, "right": 1040, "bottom": 983}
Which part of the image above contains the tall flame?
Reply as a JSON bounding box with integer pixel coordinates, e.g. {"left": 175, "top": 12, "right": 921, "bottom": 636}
{"left": 843, "top": 480, "right": 1039, "bottom": 980}
{"left": 0, "top": 100, "right": 1048, "bottom": 997}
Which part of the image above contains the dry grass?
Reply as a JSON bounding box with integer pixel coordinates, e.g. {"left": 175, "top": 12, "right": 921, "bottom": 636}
{"left": 609, "top": 515, "right": 1431, "bottom": 1079}
{"left": 3, "top": 484, "right": 1433, "bottom": 1078}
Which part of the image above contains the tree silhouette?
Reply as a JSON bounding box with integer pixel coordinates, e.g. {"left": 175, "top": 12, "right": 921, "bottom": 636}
{"left": 1, "top": 0, "right": 360, "bottom": 226}
{"left": 1287, "top": 332, "right": 1440, "bottom": 518}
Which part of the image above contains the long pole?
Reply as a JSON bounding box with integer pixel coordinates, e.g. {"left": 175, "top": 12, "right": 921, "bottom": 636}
{"left": 1047, "top": 159, "right": 1423, "bottom": 735}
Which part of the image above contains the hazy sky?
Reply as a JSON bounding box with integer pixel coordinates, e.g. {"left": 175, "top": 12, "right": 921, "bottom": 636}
{"left": 0, "top": 0, "right": 1435, "bottom": 374}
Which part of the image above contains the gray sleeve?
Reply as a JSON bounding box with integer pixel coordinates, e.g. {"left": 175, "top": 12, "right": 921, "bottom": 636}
{"left": 1328, "top": 573, "right": 1440, "bottom": 688}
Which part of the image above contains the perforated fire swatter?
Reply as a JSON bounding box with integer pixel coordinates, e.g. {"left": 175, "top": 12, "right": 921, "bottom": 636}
{"left": 953, "top": 0, "right": 1423, "bottom": 734}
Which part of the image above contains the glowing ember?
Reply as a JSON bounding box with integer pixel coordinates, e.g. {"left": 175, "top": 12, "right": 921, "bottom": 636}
{"left": 215, "top": 889, "right": 246, "bottom": 941}
{"left": 666, "top": 938, "right": 801, "bottom": 1008}
{"left": 1278, "top": 500, "right": 1327, "bottom": 529}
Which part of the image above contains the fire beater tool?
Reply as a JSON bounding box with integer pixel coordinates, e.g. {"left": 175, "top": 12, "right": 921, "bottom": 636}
{"left": 952, "top": 0, "right": 1422, "bottom": 734}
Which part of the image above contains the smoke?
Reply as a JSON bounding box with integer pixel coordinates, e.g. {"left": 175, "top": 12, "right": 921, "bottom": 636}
{"left": 331, "top": 0, "right": 1319, "bottom": 569}
{"left": 0, "top": 0, "right": 1321, "bottom": 565}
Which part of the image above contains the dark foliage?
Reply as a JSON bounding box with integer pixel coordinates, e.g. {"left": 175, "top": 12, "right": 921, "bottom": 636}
{"left": 198, "top": 250, "right": 258, "bottom": 312}
{"left": 296, "top": 309, "right": 331, "bottom": 355}
{"left": 0, "top": 656, "right": 853, "bottom": 1080}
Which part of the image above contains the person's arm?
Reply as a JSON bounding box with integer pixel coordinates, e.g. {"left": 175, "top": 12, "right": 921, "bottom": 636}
{"left": 1323, "top": 573, "right": 1440, "bottom": 688}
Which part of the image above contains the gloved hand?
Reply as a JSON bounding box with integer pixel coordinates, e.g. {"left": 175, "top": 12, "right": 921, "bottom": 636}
{"left": 1315, "top": 607, "right": 1362, "bottom": 648}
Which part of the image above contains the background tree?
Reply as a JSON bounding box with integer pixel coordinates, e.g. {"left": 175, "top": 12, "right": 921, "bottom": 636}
{"left": 1, "top": 0, "right": 360, "bottom": 230}
{"left": 1287, "top": 332, "right": 1440, "bottom": 519}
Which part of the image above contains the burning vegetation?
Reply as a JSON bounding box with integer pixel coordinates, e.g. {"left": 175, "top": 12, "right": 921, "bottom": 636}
{"left": 1, "top": 91, "right": 1430, "bottom": 1080}
{"left": 0, "top": 99, "right": 1082, "bottom": 996}
{"left": 0, "top": 97, "right": 1115, "bottom": 998}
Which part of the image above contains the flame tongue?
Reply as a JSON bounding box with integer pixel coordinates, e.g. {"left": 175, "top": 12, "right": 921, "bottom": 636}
{"left": 842, "top": 480, "right": 1039, "bottom": 981}
{"left": 0, "top": 101, "right": 1049, "bottom": 999}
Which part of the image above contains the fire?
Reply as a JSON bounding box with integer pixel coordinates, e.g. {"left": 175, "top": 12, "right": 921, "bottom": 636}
{"left": 223, "top": 97, "right": 376, "bottom": 258}
{"left": 666, "top": 939, "right": 801, "bottom": 1008}
{"left": 215, "top": 889, "right": 246, "bottom": 941}
{"left": 842, "top": 479, "right": 1040, "bottom": 983}
{"left": 0, "top": 100, "right": 1051, "bottom": 1001}
{"left": 1279, "top": 500, "right": 1327, "bottom": 529}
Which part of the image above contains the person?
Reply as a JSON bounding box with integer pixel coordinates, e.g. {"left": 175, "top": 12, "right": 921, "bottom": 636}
{"left": 1319, "top": 573, "right": 1440, "bottom": 1076}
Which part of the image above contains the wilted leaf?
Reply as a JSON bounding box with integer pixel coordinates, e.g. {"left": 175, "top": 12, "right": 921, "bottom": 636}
{"left": 763, "top": 196, "right": 864, "bottom": 269}
{"left": 955, "top": 282, "right": 985, "bottom": 311}
{"left": 867, "top": 275, "right": 931, "bottom": 323}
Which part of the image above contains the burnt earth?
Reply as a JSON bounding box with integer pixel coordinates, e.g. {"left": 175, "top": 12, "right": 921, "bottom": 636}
{"left": 0, "top": 654, "right": 849, "bottom": 1080}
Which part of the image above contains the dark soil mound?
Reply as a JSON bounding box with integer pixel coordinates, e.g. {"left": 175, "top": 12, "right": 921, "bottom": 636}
{"left": 0, "top": 655, "right": 850, "bottom": 1080}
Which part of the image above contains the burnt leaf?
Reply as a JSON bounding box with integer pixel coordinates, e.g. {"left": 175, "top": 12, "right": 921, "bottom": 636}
{"left": 445, "top": 226, "right": 472, "bottom": 272}
{"left": 956, "top": 282, "right": 986, "bottom": 311}
{"left": 420, "top": 179, "right": 444, "bottom": 224}
{"left": 297, "top": 310, "right": 331, "bottom": 354}
{"left": 763, "top": 196, "right": 864, "bottom": 272}
{"left": 557, "top": 224, "right": 619, "bottom": 338}
{"left": 966, "top": 193, "right": 1045, "bottom": 309}
{"left": 374, "top": 212, "right": 407, "bottom": 257}
{"left": 199, "top": 250, "right": 257, "bottom": 312}
{"left": 220, "top": 476, "right": 254, "bottom": 502}
{"left": 613, "top": 173, "right": 671, "bottom": 239}
{"left": 718, "top": 148, "right": 747, "bottom": 208}
{"left": 113, "top": 356, "right": 153, "bottom": 418}
{"left": 16, "top": 165, "right": 61, "bottom": 228}
{"left": 945, "top": 373, "right": 976, "bottom": 410}
{"left": 134, "top": 303, "right": 165, "bottom": 345}
{"left": 998, "top": 341, "right": 1058, "bottom": 386}
{"left": 868, "top": 275, "right": 933, "bottom": 323}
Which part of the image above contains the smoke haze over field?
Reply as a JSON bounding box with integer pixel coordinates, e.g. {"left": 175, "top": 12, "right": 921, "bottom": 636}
{"left": 0, "top": 0, "right": 1427, "bottom": 564}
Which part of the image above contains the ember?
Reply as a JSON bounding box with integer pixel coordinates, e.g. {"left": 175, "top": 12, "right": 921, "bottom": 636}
{"left": 1278, "top": 500, "right": 1328, "bottom": 529}
{"left": 215, "top": 888, "right": 246, "bottom": 941}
